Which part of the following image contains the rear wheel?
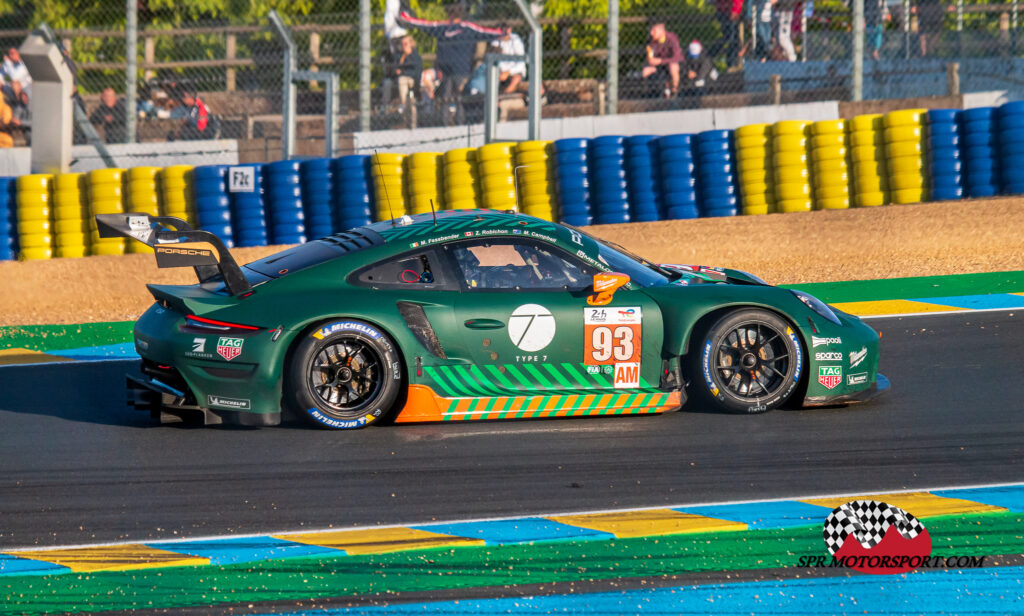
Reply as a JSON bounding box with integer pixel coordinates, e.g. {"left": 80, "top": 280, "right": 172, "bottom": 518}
{"left": 689, "top": 309, "right": 803, "bottom": 413}
{"left": 287, "top": 320, "right": 403, "bottom": 429}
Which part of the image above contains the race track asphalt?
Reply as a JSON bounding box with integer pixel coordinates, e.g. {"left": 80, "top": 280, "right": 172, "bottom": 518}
{"left": 0, "top": 311, "right": 1021, "bottom": 549}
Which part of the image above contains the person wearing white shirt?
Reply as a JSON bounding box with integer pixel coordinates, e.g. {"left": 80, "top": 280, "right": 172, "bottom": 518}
{"left": 491, "top": 25, "right": 527, "bottom": 93}
{"left": 2, "top": 48, "right": 31, "bottom": 97}
{"left": 384, "top": 0, "right": 408, "bottom": 56}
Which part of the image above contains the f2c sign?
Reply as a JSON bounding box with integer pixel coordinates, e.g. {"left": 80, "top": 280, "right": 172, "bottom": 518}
{"left": 228, "top": 166, "right": 256, "bottom": 193}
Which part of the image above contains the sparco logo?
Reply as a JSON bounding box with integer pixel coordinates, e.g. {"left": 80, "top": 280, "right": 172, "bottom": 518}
{"left": 812, "top": 336, "right": 842, "bottom": 347}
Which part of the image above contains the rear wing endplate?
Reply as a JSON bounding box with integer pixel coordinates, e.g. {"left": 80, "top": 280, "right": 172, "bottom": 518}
{"left": 95, "top": 213, "right": 252, "bottom": 296}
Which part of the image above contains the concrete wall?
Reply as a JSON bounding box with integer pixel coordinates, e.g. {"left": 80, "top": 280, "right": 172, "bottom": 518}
{"left": 351, "top": 101, "right": 841, "bottom": 154}
{"left": 0, "top": 140, "right": 238, "bottom": 176}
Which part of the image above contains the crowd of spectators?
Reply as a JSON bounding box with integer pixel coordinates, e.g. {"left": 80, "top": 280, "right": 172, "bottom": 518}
{"left": 0, "top": 48, "right": 31, "bottom": 148}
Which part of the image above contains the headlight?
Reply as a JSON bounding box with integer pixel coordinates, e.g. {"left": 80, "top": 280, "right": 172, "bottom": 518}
{"left": 791, "top": 291, "right": 842, "bottom": 326}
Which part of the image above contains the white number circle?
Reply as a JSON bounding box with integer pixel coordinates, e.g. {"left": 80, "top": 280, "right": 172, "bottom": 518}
{"left": 508, "top": 304, "right": 556, "bottom": 352}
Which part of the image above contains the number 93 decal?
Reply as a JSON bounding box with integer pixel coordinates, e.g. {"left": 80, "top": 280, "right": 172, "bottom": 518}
{"left": 584, "top": 307, "right": 642, "bottom": 366}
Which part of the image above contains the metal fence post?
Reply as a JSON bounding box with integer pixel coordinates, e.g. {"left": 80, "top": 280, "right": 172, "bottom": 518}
{"left": 512, "top": 0, "right": 542, "bottom": 139}
{"left": 852, "top": 0, "right": 864, "bottom": 101}
{"left": 268, "top": 10, "right": 296, "bottom": 160}
{"left": 608, "top": 0, "right": 619, "bottom": 115}
{"left": 359, "top": 0, "right": 371, "bottom": 133}
{"left": 903, "top": 0, "right": 911, "bottom": 58}
{"left": 126, "top": 0, "right": 137, "bottom": 143}
{"left": 957, "top": 0, "right": 964, "bottom": 57}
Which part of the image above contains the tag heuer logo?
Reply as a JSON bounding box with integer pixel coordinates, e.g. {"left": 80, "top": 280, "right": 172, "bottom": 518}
{"left": 819, "top": 365, "right": 842, "bottom": 390}
{"left": 216, "top": 337, "right": 244, "bottom": 361}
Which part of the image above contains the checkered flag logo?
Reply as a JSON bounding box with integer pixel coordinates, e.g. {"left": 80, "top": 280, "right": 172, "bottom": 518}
{"left": 822, "top": 500, "right": 926, "bottom": 556}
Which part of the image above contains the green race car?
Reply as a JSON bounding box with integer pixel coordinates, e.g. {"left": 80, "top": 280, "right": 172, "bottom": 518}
{"left": 97, "top": 209, "right": 888, "bottom": 429}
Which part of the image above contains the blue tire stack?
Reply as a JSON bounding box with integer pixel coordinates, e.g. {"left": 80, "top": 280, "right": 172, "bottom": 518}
{"left": 587, "top": 135, "right": 631, "bottom": 225}
{"left": 997, "top": 101, "right": 1024, "bottom": 195}
{"left": 657, "top": 133, "right": 699, "bottom": 219}
{"left": 264, "top": 159, "right": 306, "bottom": 245}
{"left": 694, "top": 129, "right": 739, "bottom": 217}
{"left": 227, "top": 165, "right": 268, "bottom": 247}
{"left": 300, "top": 157, "right": 334, "bottom": 240}
{"left": 192, "top": 165, "right": 234, "bottom": 248}
{"left": 553, "top": 138, "right": 592, "bottom": 226}
{"left": 925, "top": 109, "right": 963, "bottom": 201}
{"left": 331, "top": 155, "right": 375, "bottom": 230}
{"left": 623, "top": 135, "right": 663, "bottom": 222}
{"left": 0, "top": 177, "right": 16, "bottom": 260}
{"left": 960, "top": 107, "right": 1001, "bottom": 198}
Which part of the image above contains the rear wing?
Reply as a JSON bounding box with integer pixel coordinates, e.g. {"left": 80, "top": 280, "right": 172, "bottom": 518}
{"left": 95, "top": 213, "right": 252, "bottom": 296}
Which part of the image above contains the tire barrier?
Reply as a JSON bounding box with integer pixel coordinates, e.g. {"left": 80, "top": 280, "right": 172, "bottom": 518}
{"left": 264, "top": 159, "right": 305, "bottom": 245}
{"left": 227, "top": 164, "right": 268, "bottom": 247}
{"left": 191, "top": 165, "right": 234, "bottom": 248}
{"left": 960, "top": 106, "right": 1000, "bottom": 198}
{"left": 299, "top": 158, "right": 333, "bottom": 241}
{"left": 443, "top": 147, "right": 482, "bottom": 211}
{"left": 998, "top": 101, "right": 1024, "bottom": 195}
{"left": 883, "top": 109, "right": 928, "bottom": 205}
{"left": 514, "top": 140, "right": 556, "bottom": 221}
{"left": 478, "top": 142, "right": 518, "bottom": 211}
{"left": 160, "top": 165, "right": 194, "bottom": 225}
{"left": 695, "top": 129, "right": 739, "bottom": 217}
{"left": 772, "top": 121, "right": 813, "bottom": 213}
{"left": 735, "top": 124, "right": 774, "bottom": 215}
{"left": 810, "top": 119, "right": 851, "bottom": 210}
{"left": 926, "top": 109, "right": 963, "bottom": 201}
{"left": 623, "top": 135, "right": 662, "bottom": 222}
{"left": 588, "top": 135, "right": 631, "bottom": 225}
{"left": 553, "top": 138, "right": 592, "bottom": 226}
{"left": 371, "top": 152, "right": 407, "bottom": 219}
{"left": 331, "top": 155, "right": 374, "bottom": 231}
{"left": 0, "top": 177, "right": 18, "bottom": 260}
{"left": 12, "top": 102, "right": 1024, "bottom": 261}
{"left": 849, "top": 114, "right": 889, "bottom": 207}
{"left": 405, "top": 152, "right": 444, "bottom": 216}
{"left": 53, "top": 173, "right": 90, "bottom": 259}
{"left": 87, "top": 169, "right": 126, "bottom": 256}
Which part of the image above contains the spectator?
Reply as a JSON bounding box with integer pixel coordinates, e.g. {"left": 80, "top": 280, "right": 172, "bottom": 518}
{"left": 916, "top": 0, "right": 946, "bottom": 57}
{"left": 711, "top": 0, "right": 744, "bottom": 69}
{"left": 776, "top": 0, "right": 799, "bottom": 61}
{"left": 751, "top": 0, "right": 774, "bottom": 61}
{"left": 679, "top": 40, "right": 718, "bottom": 107}
{"left": 3, "top": 79, "right": 29, "bottom": 129}
{"left": 491, "top": 24, "right": 527, "bottom": 93}
{"left": 89, "top": 87, "right": 127, "bottom": 144}
{"left": 865, "top": 0, "right": 889, "bottom": 60}
{"left": 384, "top": 0, "right": 408, "bottom": 57}
{"left": 2, "top": 48, "right": 31, "bottom": 97}
{"left": 642, "top": 23, "right": 683, "bottom": 98}
{"left": 0, "top": 93, "right": 15, "bottom": 148}
{"left": 398, "top": 5, "right": 503, "bottom": 125}
{"left": 381, "top": 35, "right": 422, "bottom": 112}
{"left": 170, "top": 85, "right": 217, "bottom": 141}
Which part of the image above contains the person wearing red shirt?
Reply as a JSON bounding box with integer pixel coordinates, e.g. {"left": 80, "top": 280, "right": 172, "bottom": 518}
{"left": 642, "top": 23, "right": 683, "bottom": 98}
{"left": 711, "top": 0, "right": 744, "bottom": 68}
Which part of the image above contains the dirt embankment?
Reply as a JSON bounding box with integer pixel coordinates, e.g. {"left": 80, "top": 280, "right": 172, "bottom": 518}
{"left": 1, "top": 198, "right": 1022, "bottom": 325}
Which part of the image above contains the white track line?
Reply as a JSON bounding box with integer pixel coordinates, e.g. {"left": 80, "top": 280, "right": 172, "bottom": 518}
{"left": 5, "top": 479, "right": 1021, "bottom": 553}
{"left": 861, "top": 306, "right": 1018, "bottom": 320}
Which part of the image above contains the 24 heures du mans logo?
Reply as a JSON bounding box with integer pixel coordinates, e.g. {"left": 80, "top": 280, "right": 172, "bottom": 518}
{"left": 797, "top": 499, "right": 985, "bottom": 574}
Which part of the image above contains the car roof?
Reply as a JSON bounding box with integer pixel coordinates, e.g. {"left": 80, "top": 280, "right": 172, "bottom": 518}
{"left": 365, "top": 209, "right": 561, "bottom": 246}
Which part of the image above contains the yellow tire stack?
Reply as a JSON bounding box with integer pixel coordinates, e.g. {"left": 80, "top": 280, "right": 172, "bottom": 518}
{"left": 161, "top": 165, "right": 195, "bottom": 224}
{"left": 809, "top": 119, "right": 851, "bottom": 210}
{"left": 88, "top": 168, "right": 127, "bottom": 256}
{"left": 404, "top": 153, "right": 444, "bottom": 215}
{"left": 370, "top": 152, "right": 408, "bottom": 219}
{"left": 848, "top": 114, "right": 889, "bottom": 207}
{"left": 15, "top": 174, "right": 53, "bottom": 260}
{"left": 52, "top": 173, "right": 90, "bottom": 258}
{"left": 514, "top": 140, "right": 556, "bottom": 220}
{"left": 772, "top": 121, "right": 813, "bottom": 213}
{"left": 883, "top": 109, "right": 928, "bottom": 205}
{"left": 126, "top": 166, "right": 162, "bottom": 254}
{"left": 477, "top": 142, "right": 517, "bottom": 211}
{"left": 443, "top": 147, "right": 482, "bottom": 210}
{"left": 734, "top": 123, "right": 775, "bottom": 215}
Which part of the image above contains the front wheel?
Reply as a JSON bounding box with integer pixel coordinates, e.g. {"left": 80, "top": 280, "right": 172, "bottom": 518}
{"left": 286, "top": 320, "right": 403, "bottom": 429}
{"left": 689, "top": 309, "right": 804, "bottom": 414}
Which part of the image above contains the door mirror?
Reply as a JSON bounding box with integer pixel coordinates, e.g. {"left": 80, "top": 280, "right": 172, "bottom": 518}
{"left": 587, "top": 272, "right": 630, "bottom": 306}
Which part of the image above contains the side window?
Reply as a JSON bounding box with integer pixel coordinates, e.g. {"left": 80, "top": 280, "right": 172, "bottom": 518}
{"left": 448, "top": 239, "right": 597, "bottom": 291}
{"left": 355, "top": 251, "right": 447, "bottom": 289}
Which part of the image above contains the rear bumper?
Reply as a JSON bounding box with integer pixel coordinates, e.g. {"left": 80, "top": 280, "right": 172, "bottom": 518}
{"left": 803, "top": 373, "right": 891, "bottom": 407}
{"left": 128, "top": 370, "right": 280, "bottom": 427}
